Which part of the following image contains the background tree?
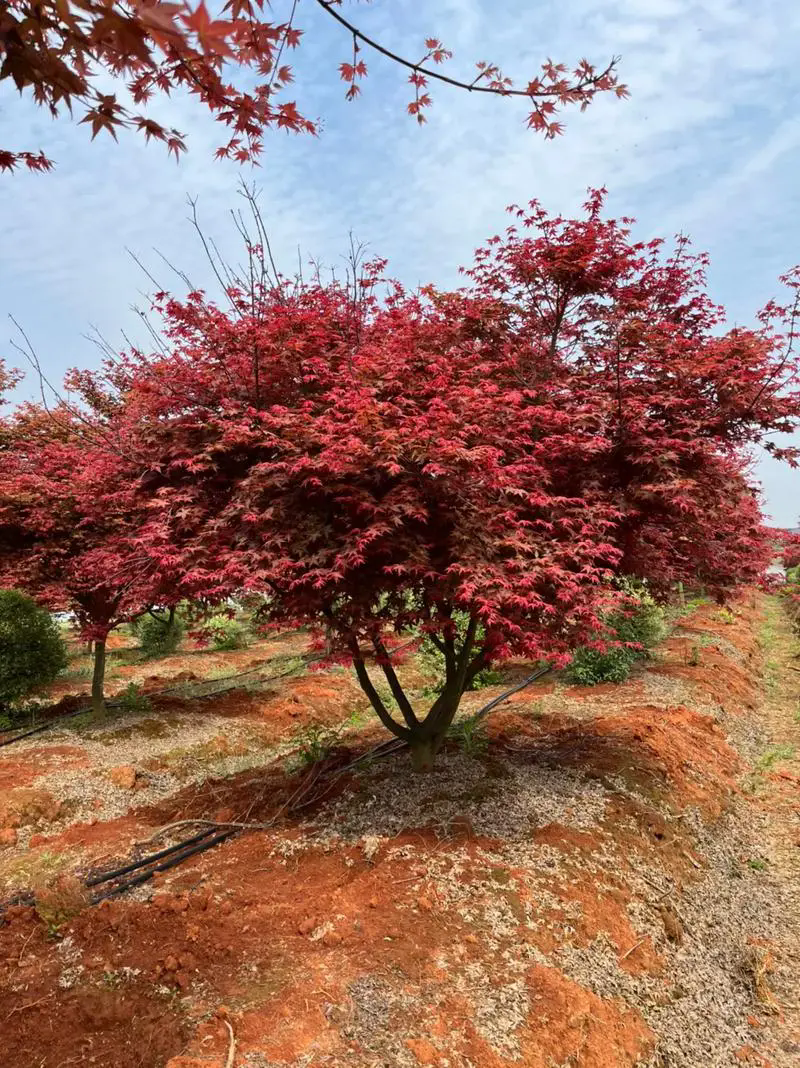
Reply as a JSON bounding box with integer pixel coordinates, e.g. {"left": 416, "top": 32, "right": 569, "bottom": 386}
{"left": 1, "top": 0, "right": 626, "bottom": 172}
{"left": 0, "top": 588, "right": 67, "bottom": 711}
{"left": 0, "top": 400, "right": 162, "bottom": 718}
{"left": 465, "top": 192, "right": 800, "bottom": 599}
{"left": 782, "top": 529, "right": 800, "bottom": 571}
{"left": 0, "top": 357, "right": 20, "bottom": 400}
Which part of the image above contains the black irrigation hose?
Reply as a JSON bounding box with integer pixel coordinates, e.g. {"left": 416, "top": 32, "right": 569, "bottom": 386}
{"left": 84, "top": 826, "right": 221, "bottom": 888}
{"left": 79, "top": 736, "right": 409, "bottom": 905}
{"left": 471, "top": 666, "right": 552, "bottom": 721}
{"left": 0, "top": 653, "right": 323, "bottom": 750}
{"left": 0, "top": 706, "right": 90, "bottom": 748}
{"left": 0, "top": 637, "right": 420, "bottom": 749}
{"left": 90, "top": 828, "right": 237, "bottom": 903}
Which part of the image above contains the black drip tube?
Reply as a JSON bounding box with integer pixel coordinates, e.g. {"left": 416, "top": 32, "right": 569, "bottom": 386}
{"left": 90, "top": 828, "right": 237, "bottom": 903}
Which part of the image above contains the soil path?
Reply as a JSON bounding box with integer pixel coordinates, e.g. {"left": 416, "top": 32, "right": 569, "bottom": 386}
{"left": 754, "top": 599, "right": 800, "bottom": 1064}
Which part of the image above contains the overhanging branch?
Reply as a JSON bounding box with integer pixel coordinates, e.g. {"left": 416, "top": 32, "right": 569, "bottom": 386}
{"left": 315, "top": 0, "right": 620, "bottom": 101}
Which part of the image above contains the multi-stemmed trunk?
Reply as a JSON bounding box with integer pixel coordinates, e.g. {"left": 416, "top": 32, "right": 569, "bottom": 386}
{"left": 406, "top": 688, "right": 463, "bottom": 771}
{"left": 350, "top": 614, "right": 487, "bottom": 772}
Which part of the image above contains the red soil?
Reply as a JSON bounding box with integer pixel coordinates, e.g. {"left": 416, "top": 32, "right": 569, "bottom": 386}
{"left": 0, "top": 745, "right": 88, "bottom": 792}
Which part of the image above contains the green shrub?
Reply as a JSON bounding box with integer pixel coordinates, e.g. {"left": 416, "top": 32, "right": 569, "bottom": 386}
{"left": 564, "top": 592, "right": 666, "bottom": 687}
{"left": 291, "top": 721, "right": 342, "bottom": 769}
{"left": 564, "top": 645, "right": 637, "bottom": 686}
{"left": 612, "top": 597, "right": 667, "bottom": 650}
{"left": 206, "top": 614, "right": 249, "bottom": 651}
{"left": 0, "top": 590, "right": 67, "bottom": 707}
{"left": 115, "top": 682, "right": 152, "bottom": 715}
{"left": 136, "top": 611, "right": 185, "bottom": 657}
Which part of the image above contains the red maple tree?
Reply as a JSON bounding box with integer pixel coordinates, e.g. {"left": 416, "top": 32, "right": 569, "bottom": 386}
{"left": 0, "top": 358, "right": 20, "bottom": 399}
{"left": 781, "top": 529, "right": 800, "bottom": 571}
{"left": 74, "top": 193, "right": 795, "bottom": 766}
{"left": 1, "top": 0, "right": 627, "bottom": 172}
{"left": 98, "top": 271, "right": 624, "bottom": 768}
{"left": 465, "top": 192, "right": 800, "bottom": 599}
{"left": 2, "top": 195, "right": 796, "bottom": 755}
{"left": 0, "top": 399, "right": 162, "bottom": 717}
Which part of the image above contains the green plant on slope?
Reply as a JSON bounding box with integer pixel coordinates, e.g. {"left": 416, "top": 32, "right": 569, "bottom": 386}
{"left": 754, "top": 744, "right": 795, "bottom": 773}
{"left": 0, "top": 589, "right": 67, "bottom": 708}
{"left": 115, "top": 682, "right": 152, "bottom": 715}
{"left": 449, "top": 716, "right": 489, "bottom": 758}
{"left": 135, "top": 608, "right": 185, "bottom": 657}
{"left": 291, "top": 722, "right": 343, "bottom": 769}
{"left": 564, "top": 590, "right": 666, "bottom": 687}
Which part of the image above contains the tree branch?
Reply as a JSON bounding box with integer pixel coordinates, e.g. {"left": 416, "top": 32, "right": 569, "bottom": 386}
{"left": 315, "top": 0, "right": 619, "bottom": 100}
{"left": 373, "top": 637, "right": 420, "bottom": 729}
{"left": 454, "top": 613, "right": 479, "bottom": 692}
{"left": 349, "top": 642, "right": 413, "bottom": 742}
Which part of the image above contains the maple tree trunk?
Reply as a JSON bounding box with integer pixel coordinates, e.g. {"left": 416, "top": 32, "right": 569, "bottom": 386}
{"left": 409, "top": 729, "right": 449, "bottom": 773}
{"left": 408, "top": 685, "right": 462, "bottom": 773}
{"left": 352, "top": 655, "right": 463, "bottom": 771}
{"left": 91, "top": 638, "right": 107, "bottom": 721}
{"left": 409, "top": 737, "right": 439, "bottom": 773}
{"left": 164, "top": 605, "right": 178, "bottom": 646}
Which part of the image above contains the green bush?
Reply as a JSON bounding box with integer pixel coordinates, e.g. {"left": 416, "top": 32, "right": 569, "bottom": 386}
{"left": 612, "top": 598, "right": 667, "bottom": 650}
{"left": 206, "top": 614, "right": 249, "bottom": 651}
{"left": 564, "top": 645, "right": 637, "bottom": 686}
{"left": 564, "top": 593, "right": 666, "bottom": 687}
{"left": 0, "top": 590, "right": 67, "bottom": 707}
{"left": 115, "top": 682, "right": 152, "bottom": 715}
{"left": 136, "top": 611, "right": 185, "bottom": 657}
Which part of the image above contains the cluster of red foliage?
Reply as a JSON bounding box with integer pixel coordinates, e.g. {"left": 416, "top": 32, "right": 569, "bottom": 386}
{"left": 781, "top": 530, "right": 800, "bottom": 570}
{"left": 1, "top": 196, "right": 798, "bottom": 763}
{"left": 0, "top": 0, "right": 626, "bottom": 172}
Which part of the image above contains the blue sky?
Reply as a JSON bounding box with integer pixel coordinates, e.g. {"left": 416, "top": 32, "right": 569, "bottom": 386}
{"left": 2, "top": 0, "right": 799, "bottom": 524}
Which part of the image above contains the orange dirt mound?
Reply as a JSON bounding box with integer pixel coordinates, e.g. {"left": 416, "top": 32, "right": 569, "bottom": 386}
{"left": 489, "top": 700, "right": 739, "bottom": 817}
